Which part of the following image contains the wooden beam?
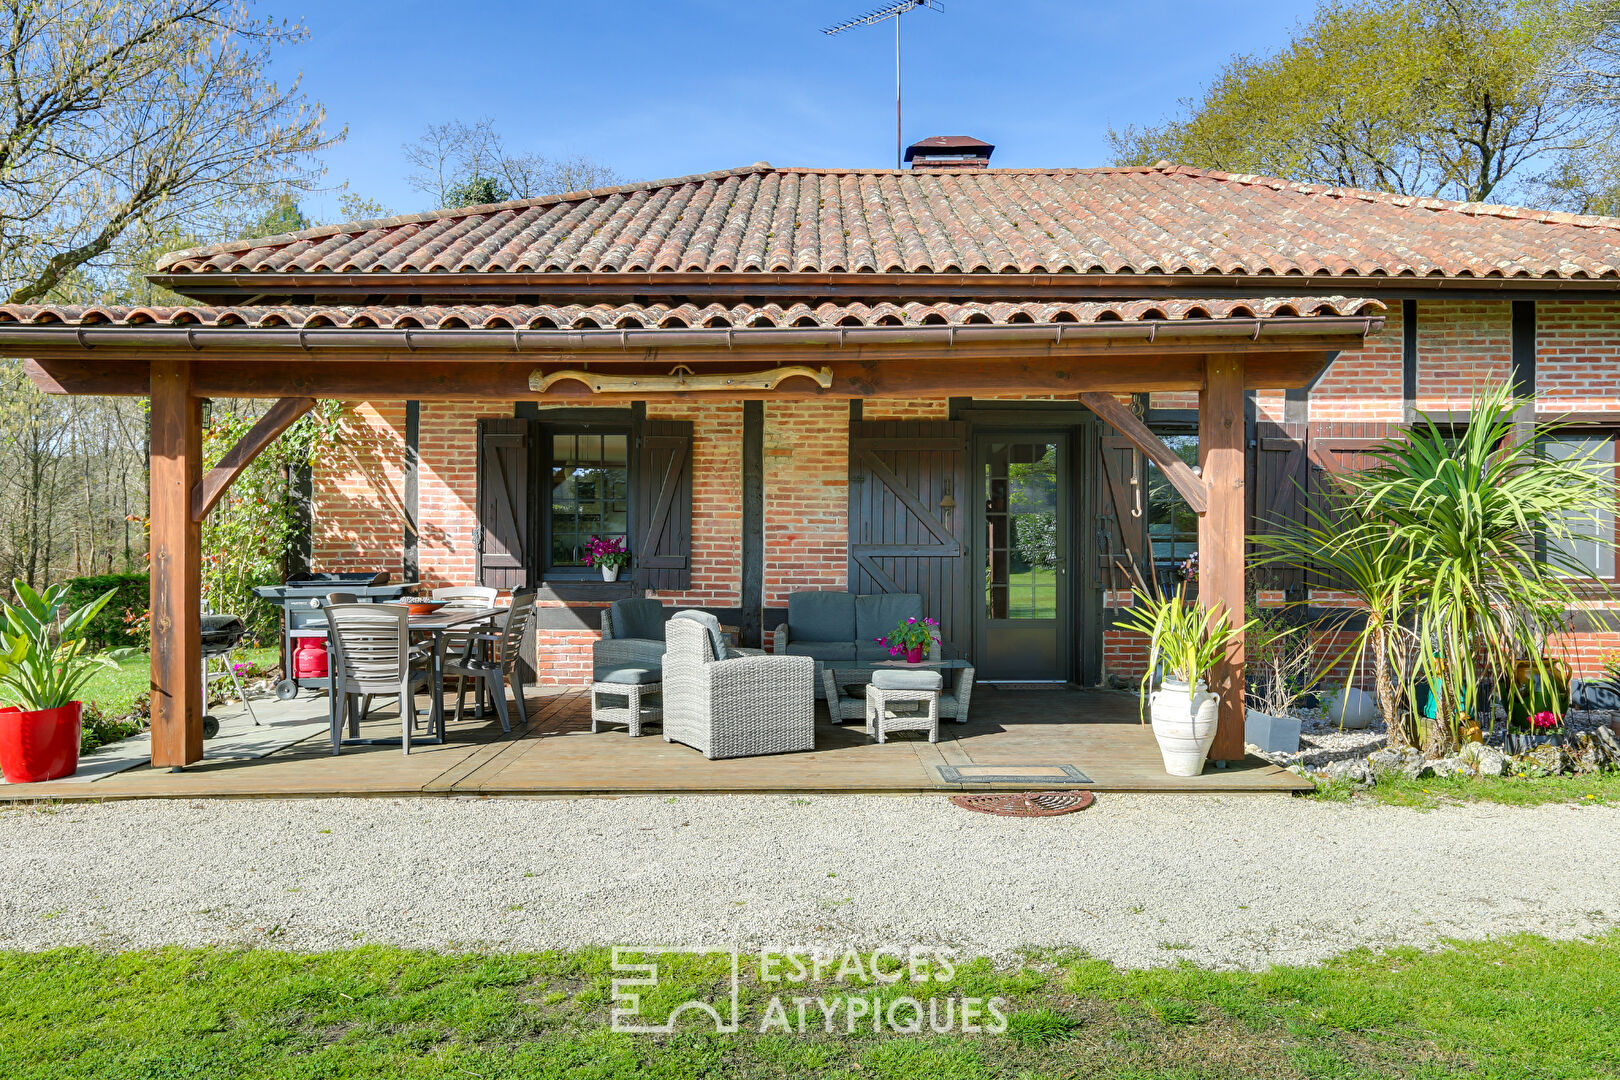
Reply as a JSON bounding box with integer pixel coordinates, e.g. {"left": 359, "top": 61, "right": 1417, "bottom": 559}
{"left": 1199, "top": 354, "right": 1247, "bottom": 764}
{"left": 191, "top": 396, "right": 315, "bottom": 521}
{"left": 149, "top": 360, "right": 204, "bottom": 769}
{"left": 1078, "top": 392, "right": 1209, "bottom": 514}
{"left": 24, "top": 351, "right": 1343, "bottom": 400}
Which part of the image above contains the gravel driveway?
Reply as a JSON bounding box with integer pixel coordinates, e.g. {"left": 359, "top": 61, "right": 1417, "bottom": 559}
{"left": 2, "top": 794, "right": 1615, "bottom": 970}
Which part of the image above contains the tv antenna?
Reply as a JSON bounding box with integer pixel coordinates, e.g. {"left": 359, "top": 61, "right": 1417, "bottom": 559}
{"left": 823, "top": 0, "right": 944, "bottom": 170}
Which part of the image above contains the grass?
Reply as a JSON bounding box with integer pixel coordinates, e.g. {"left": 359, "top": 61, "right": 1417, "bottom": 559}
{"left": 998, "top": 568, "right": 1057, "bottom": 620}
{"left": 1308, "top": 768, "right": 1620, "bottom": 808}
{"left": 0, "top": 934, "right": 1615, "bottom": 1078}
{"left": 79, "top": 646, "right": 278, "bottom": 719}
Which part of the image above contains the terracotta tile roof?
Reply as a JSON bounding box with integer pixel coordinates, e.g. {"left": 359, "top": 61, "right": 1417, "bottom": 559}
{"left": 153, "top": 163, "right": 1620, "bottom": 281}
{"left": 0, "top": 296, "right": 1383, "bottom": 331}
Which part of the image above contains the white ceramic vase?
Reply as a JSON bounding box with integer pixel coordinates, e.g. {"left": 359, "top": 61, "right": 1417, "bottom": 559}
{"left": 1149, "top": 678, "right": 1220, "bottom": 776}
{"left": 601, "top": 565, "right": 620, "bottom": 582}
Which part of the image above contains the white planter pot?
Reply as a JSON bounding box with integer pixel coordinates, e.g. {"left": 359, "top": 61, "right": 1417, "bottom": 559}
{"left": 1150, "top": 678, "right": 1220, "bottom": 777}
{"left": 601, "top": 565, "right": 620, "bottom": 582}
{"left": 1324, "top": 686, "right": 1375, "bottom": 730}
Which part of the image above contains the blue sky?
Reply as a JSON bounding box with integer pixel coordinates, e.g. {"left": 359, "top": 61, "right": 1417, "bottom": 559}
{"left": 278, "top": 0, "right": 1311, "bottom": 221}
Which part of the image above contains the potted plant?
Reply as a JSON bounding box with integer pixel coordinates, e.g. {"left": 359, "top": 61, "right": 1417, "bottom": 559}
{"left": 874, "top": 617, "right": 940, "bottom": 664}
{"left": 584, "top": 536, "right": 630, "bottom": 582}
{"left": 1116, "top": 588, "right": 1248, "bottom": 776}
{"left": 0, "top": 580, "right": 129, "bottom": 783}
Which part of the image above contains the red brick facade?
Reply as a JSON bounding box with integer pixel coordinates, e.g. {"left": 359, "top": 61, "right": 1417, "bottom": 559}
{"left": 308, "top": 298, "right": 1620, "bottom": 688}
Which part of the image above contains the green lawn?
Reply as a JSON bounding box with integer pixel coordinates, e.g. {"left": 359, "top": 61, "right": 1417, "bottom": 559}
{"left": 79, "top": 647, "right": 279, "bottom": 719}
{"left": 1310, "top": 768, "right": 1620, "bottom": 808}
{"left": 999, "top": 568, "right": 1057, "bottom": 620}
{"left": 0, "top": 935, "right": 1615, "bottom": 1078}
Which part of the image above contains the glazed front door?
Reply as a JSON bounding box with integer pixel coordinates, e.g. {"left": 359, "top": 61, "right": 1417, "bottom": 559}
{"left": 973, "top": 433, "right": 1072, "bottom": 681}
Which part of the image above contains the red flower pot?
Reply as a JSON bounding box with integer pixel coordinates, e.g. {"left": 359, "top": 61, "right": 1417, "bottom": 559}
{"left": 905, "top": 645, "right": 924, "bottom": 664}
{"left": 0, "top": 701, "right": 82, "bottom": 783}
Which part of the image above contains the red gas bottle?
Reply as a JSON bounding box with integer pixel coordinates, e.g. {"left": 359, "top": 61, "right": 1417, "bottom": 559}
{"left": 292, "top": 636, "right": 329, "bottom": 680}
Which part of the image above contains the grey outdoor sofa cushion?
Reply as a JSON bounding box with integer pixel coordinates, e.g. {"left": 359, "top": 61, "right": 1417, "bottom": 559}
{"left": 855, "top": 593, "right": 924, "bottom": 647}
{"left": 784, "top": 640, "right": 858, "bottom": 661}
{"left": 786, "top": 591, "right": 855, "bottom": 642}
{"left": 871, "top": 669, "right": 943, "bottom": 691}
{"left": 671, "top": 610, "right": 729, "bottom": 661}
{"left": 780, "top": 591, "right": 927, "bottom": 661}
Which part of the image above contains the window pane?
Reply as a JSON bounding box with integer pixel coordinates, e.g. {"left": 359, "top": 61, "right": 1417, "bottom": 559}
{"left": 1147, "top": 433, "right": 1200, "bottom": 591}
{"left": 984, "top": 442, "right": 1058, "bottom": 619}
{"left": 1544, "top": 435, "right": 1615, "bottom": 579}
{"left": 547, "top": 428, "right": 630, "bottom": 569}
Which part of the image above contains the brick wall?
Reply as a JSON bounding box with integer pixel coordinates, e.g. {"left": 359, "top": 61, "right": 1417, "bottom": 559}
{"left": 1416, "top": 300, "right": 1512, "bottom": 413}
{"left": 310, "top": 402, "right": 408, "bottom": 580}
{"left": 1537, "top": 300, "right": 1620, "bottom": 415}
{"left": 764, "top": 400, "right": 848, "bottom": 606}
{"left": 862, "top": 398, "right": 949, "bottom": 420}
{"left": 646, "top": 401, "right": 744, "bottom": 609}
{"left": 1312, "top": 300, "right": 1405, "bottom": 422}
{"left": 417, "top": 400, "right": 512, "bottom": 590}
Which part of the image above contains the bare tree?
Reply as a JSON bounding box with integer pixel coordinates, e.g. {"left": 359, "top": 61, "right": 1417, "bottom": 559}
{"left": 403, "top": 118, "right": 620, "bottom": 209}
{"left": 1, "top": 0, "right": 337, "bottom": 303}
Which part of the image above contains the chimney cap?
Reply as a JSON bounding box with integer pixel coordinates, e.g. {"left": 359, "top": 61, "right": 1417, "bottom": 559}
{"left": 904, "top": 135, "right": 996, "bottom": 163}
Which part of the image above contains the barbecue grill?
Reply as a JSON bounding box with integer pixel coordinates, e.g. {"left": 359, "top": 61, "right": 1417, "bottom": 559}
{"left": 200, "top": 613, "right": 254, "bottom": 738}
{"left": 254, "top": 572, "right": 419, "bottom": 700}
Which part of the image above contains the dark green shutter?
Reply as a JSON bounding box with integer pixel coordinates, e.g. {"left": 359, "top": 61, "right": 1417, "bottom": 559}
{"left": 633, "top": 420, "right": 693, "bottom": 591}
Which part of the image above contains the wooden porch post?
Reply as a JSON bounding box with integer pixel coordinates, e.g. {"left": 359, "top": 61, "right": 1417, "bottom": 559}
{"left": 149, "top": 359, "right": 204, "bottom": 768}
{"left": 1199, "top": 354, "right": 1247, "bottom": 763}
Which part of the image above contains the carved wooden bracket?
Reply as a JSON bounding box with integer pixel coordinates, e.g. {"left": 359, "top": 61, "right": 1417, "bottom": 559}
{"left": 191, "top": 396, "right": 315, "bottom": 521}
{"left": 529, "top": 364, "right": 834, "bottom": 395}
{"left": 1078, "top": 391, "right": 1209, "bottom": 515}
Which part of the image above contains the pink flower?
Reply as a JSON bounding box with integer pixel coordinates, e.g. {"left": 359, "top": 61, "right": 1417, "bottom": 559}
{"left": 1531, "top": 711, "right": 1560, "bottom": 730}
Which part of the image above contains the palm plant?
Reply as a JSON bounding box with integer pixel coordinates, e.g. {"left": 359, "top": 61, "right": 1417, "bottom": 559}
{"left": 1114, "top": 586, "right": 1248, "bottom": 719}
{"left": 1260, "top": 382, "right": 1616, "bottom": 755}
{"left": 0, "top": 580, "right": 130, "bottom": 711}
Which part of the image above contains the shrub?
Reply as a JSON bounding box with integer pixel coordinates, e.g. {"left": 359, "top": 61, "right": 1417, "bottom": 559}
{"left": 60, "top": 573, "right": 148, "bottom": 649}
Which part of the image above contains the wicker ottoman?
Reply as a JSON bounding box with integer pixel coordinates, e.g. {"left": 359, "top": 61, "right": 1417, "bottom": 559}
{"left": 865, "top": 669, "right": 942, "bottom": 744}
{"left": 591, "top": 665, "right": 663, "bottom": 737}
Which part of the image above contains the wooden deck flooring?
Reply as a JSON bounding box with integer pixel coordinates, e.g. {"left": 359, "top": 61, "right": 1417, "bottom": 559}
{"left": 1, "top": 687, "right": 1310, "bottom": 800}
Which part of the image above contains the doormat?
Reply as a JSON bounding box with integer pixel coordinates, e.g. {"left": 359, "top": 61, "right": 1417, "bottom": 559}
{"left": 951, "top": 791, "right": 1096, "bottom": 816}
{"left": 981, "top": 682, "right": 1074, "bottom": 691}
{"left": 935, "top": 763, "right": 1092, "bottom": 785}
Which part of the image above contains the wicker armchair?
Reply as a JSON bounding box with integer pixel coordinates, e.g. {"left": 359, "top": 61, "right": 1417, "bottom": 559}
{"left": 661, "top": 616, "right": 815, "bottom": 759}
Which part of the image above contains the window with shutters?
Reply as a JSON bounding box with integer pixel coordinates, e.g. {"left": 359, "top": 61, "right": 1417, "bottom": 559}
{"left": 544, "top": 427, "right": 631, "bottom": 577}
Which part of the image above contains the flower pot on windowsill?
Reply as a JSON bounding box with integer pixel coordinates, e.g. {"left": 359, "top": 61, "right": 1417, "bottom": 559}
{"left": 601, "top": 565, "right": 621, "bottom": 583}
{"left": 0, "top": 701, "right": 82, "bottom": 783}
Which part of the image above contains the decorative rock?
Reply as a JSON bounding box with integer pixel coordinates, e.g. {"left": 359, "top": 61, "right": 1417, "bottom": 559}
{"left": 1569, "top": 733, "right": 1617, "bottom": 774}
{"left": 1595, "top": 724, "right": 1620, "bottom": 764}
{"left": 1368, "top": 746, "right": 1419, "bottom": 775}
{"left": 1475, "top": 748, "right": 1509, "bottom": 777}
{"left": 1323, "top": 687, "right": 1377, "bottom": 730}
{"left": 1245, "top": 709, "right": 1302, "bottom": 755}
{"left": 1324, "top": 759, "right": 1373, "bottom": 785}
{"left": 1430, "top": 756, "right": 1469, "bottom": 780}
{"left": 1518, "top": 743, "right": 1571, "bottom": 776}
{"left": 1401, "top": 758, "right": 1436, "bottom": 781}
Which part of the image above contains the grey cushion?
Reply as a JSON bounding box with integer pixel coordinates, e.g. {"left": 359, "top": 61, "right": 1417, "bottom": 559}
{"left": 610, "top": 597, "right": 665, "bottom": 642}
{"left": 786, "top": 591, "right": 856, "bottom": 642}
{"left": 594, "top": 665, "right": 661, "bottom": 685}
{"left": 671, "top": 610, "right": 728, "bottom": 661}
{"left": 855, "top": 593, "right": 924, "bottom": 646}
{"left": 786, "top": 641, "right": 857, "bottom": 661}
{"left": 871, "top": 669, "right": 943, "bottom": 691}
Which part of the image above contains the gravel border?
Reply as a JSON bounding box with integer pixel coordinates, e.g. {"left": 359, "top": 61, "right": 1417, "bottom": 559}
{"left": 2, "top": 794, "right": 1617, "bottom": 970}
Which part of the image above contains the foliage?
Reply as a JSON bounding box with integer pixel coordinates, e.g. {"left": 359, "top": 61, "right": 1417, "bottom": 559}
{"left": 1262, "top": 382, "right": 1618, "bottom": 754}
{"left": 583, "top": 535, "right": 629, "bottom": 571}
{"left": 3, "top": 936, "right": 1620, "bottom": 1078}
{"left": 239, "top": 194, "right": 312, "bottom": 240}
{"left": 1, "top": 0, "right": 335, "bottom": 304}
{"left": 197, "top": 402, "right": 343, "bottom": 643}
{"left": 0, "top": 579, "right": 131, "bottom": 710}
{"left": 77, "top": 701, "right": 142, "bottom": 755}
{"left": 874, "top": 616, "right": 940, "bottom": 657}
{"left": 403, "top": 118, "right": 621, "bottom": 209}
{"left": 1114, "top": 586, "right": 1249, "bottom": 715}
{"left": 1309, "top": 766, "right": 1620, "bottom": 807}
{"left": 336, "top": 191, "right": 392, "bottom": 221}
{"left": 1244, "top": 602, "right": 1325, "bottom": 717}
{"left": 58, "top": 573, "right": 147, "bottom": 649}
{"left": 1109, "top": 0, "right": 1610, "bottom": 207}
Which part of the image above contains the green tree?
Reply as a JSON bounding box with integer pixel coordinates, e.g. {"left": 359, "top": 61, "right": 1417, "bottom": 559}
{"left": 1110, "top": 0, "right": 1607, "bottom": 205}
{"left": 443, "top": 175, "right": 511, "bottom": 209}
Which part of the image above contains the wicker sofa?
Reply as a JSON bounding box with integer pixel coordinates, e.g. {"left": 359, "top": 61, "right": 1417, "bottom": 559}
{"left": 662, "top": 614, "right": 815, "bottom": 759}
{"left": 771, "top": 590, "right": 941, "bottom": 663}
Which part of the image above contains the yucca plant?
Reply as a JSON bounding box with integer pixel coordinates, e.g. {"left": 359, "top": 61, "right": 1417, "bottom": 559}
{"left": 1261, "top": 382, "right": 1616, "bottom": 755}
{"left": 1114, "top": 586, "right": 1249, "bottom": 719}
{"left": 0, "top": 580, "right": 132, "bottom": 711}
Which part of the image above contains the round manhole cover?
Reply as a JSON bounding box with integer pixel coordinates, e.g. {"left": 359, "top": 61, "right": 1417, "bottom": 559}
{"left": 949, "top": 791, "right": 1096, "bottom": 817}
